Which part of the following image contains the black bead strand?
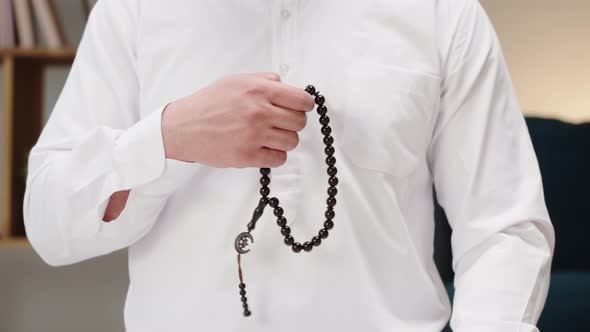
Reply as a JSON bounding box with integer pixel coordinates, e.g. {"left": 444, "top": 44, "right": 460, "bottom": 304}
{"left": 235, "top": 85, "right": 339, "bottom": 317}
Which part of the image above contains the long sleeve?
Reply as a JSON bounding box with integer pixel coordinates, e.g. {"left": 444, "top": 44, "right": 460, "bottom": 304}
{"left": 23, "top": 0, "right": 198, "bottom": 267}
{"left": 428, "top": 1, "right": 555, "bottom": 331}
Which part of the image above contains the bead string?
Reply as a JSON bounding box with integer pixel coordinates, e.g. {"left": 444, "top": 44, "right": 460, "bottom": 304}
{"left": 234, "top": 85, "right": 338, "bottom": 317}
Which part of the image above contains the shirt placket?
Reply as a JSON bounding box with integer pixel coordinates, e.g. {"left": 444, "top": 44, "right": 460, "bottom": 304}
{"left": 269, "top": 0, "right": 302, "bottom": 226}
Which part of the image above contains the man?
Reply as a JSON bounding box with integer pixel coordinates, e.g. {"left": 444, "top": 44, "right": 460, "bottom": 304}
{"left": 24, "top": 0, "right": 555, "bottom": 331}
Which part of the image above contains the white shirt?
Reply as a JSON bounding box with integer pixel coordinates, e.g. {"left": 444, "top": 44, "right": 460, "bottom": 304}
{"left": 24, "top": 0, "right": 555, "bottom": 331}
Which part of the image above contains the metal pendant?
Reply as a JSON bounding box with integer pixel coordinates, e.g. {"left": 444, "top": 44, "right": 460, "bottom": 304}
{"left": 234, "top": 232, "right": 254, "bottom": 254}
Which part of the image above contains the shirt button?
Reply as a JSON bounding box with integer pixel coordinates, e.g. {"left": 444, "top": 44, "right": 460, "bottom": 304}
{"left": 280, "top": 9, "right": 291, "bottom": 19}
{"left": 280, "top": 64, "right": 290, "bottom": 75}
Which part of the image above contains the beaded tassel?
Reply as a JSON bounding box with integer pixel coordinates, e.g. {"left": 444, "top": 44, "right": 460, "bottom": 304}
{"left": 237, "top": 254, "right": 251, "bottom": 316}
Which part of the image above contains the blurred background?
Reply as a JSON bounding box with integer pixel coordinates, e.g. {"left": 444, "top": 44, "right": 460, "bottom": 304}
{"left": 0, "top": 0, "right": 588, "bottom": 331}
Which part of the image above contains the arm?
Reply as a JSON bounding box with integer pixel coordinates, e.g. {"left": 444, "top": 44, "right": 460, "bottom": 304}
{"left": 24, "top": 0, "right": 315, "bottom": 267}
{"left": 23, "top": 0, "right": 197, "bottom": 266}
{"left": 429, "top": 1, "right": 555, "bottom": 330}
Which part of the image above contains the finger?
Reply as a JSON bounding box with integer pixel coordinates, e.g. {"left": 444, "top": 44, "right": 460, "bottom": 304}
{"left": 254, "top": 147, "right": 287, "bottom": 167}
{"left": 251, "top": 72, "right": 281, "bottom": 82}
{"left": 265, "top": 81, "right": 315, "bottom": 112}
{"left": 268, "top": 104, "right": 307, "bottom": 132}
{"left": 260, "top": 127, "right": 299, "bottom": 152}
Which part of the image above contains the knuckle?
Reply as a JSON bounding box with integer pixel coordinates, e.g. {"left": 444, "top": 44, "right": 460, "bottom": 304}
{"left": 268, "top": 72, "right": 281, "bottom": 82}
{"left": 244, "top": 81, "right": 267, "bottom": 97}
{"left": 245, "top": 106, "right": 266, "bottom": 123}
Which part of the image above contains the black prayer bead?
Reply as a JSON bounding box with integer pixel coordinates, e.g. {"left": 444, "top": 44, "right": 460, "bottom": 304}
{"left": 276, "top": 216, "right": 287, "bottom": 227}
{"left": 312, "top": 236, "right": 322, "bottom": 246}
{"left": 327, "top": 186, "right": 337, "bottom": 196}
{"left": 281, "top": 226, "right": 291, "bottom": 236}
{"left": 324, "top": 220, "right": 334, "bottom": 230}
{"left": 292, "top": 242, "right": 303, "bottom": 253}
{"left": 268, "top": 197, "right": 279, "bottom": 208}
{"left": 325, "top": 208, "right": 335, "bottom": 220}
{"left": 327, "top": 196, "right": 337, "bottom": 207}
{"left": 327, "top": 166, "right": 337, "bottom": 176}
{"left": 236, "top": 85, "right": 340, "bottom": 317}
{"left": 324, "top": 145, "right": 335, "bottom": 156}
{"left": 326, "top": 156, "right": 336, "bottom": 166}
{"left": 328, "top": 176, "right": 339, "bottom": 186}
{"left": 315, "top": 94, "right": 325, "bottom": 105}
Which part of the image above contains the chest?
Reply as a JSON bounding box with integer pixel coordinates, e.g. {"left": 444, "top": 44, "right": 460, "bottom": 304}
{"left": 137, "top": 0, "right": 443, "bottom": 177}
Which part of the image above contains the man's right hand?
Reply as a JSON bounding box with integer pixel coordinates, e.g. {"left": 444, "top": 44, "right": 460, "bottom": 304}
{"left": 161, "top": 72, "right": 316, "bottom": 168}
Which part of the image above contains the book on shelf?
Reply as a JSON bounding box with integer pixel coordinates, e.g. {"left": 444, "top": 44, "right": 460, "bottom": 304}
{"left": 0, "top": 0, "right": 16, "bottom": 47}
{"left": 13, "top": 0, "right": 35, "bottom": 48}
{"left": 0, "top": 0, "right": 4, "bottom": 46}
{"left": 31, "top": 0, "right": 67, "bottom": 48}
{"left": 2, "top": 0, "right": 98, "bottom": 50}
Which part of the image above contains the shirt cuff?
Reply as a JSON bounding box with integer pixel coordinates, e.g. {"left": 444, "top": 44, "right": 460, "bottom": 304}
{"left": 113, "top": 103, "right": 199, "bottom": 197}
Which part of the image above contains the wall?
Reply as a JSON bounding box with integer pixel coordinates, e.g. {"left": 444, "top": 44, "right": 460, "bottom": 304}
{"left": 0, "top": 248, "right": 127, "bottom": 332}
{"left": 0, "top": 1, "right": 588, "bottom": 332}
{"left": 481, "top": 0, "right": 590, "bottom": 123}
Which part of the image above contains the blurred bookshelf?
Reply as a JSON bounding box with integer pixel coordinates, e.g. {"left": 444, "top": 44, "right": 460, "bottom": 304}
{"left": 1, "top": 47, "right": 76, "bottom": 247}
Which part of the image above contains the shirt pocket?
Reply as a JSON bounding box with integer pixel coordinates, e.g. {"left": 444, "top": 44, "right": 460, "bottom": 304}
{"left": 337, "top": 59, "right": 441, "bottom": 177}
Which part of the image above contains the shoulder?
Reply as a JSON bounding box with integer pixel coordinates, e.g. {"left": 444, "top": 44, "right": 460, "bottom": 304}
{"left": 434, "top": 0, "right": 500, "bottom": 77}
{"left": 85, "top": 0, "right": 140, "bottom": 34}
